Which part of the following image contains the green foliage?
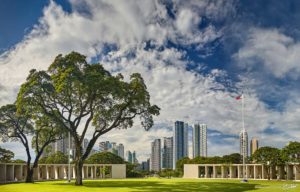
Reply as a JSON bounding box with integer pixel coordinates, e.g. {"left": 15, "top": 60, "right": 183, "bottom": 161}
{"left": 252, "top": 146, "right": 283, "bottom": 166}
{"left": 85, "top": 152, "right": 124, "bottom": 164}
{"left": 11, "top": 159, "right": 26, "bottom": 163}
{"left": 40, "top": 151, "right": 68, "bottom": 164}
{"left": 222, "top": 153, "right": 242, "bottom": 164}
{"left": 158, "top": 169, "right": 180, "bottom": 178}
{"left": 0, "top": 146, "right": 14, "bottom": 162}
{"left": 281, "top": 141, "right": 300, "bottom": 163}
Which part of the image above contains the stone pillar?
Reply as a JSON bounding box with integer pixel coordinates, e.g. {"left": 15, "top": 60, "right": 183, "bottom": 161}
{"left": 46, "top": 165, "right": 49, "bottom": 180}
{"left": 213, "top": 166, "right": 217, "bottom": 178}
{"left": 14, "top": 165, "right": 23, "bottom": 181}
{"left": 54, "top": 166, "right": 59, "bottom": 179}
{"left": 221, "top": 166, "right": 225, "bottom": 178}
{"left": 205, "top": 166, "right": 209, "bottom": 178}
{"left": 237, "top": 165, "right": 241, "bottom": 179}
{"left": 246, "top": 165, "right": 251, "bottom": 179}
{"left": 72, "top": 166, "right": 76, "bottom": 179}
{"left": 286, "top": 165, "right": 293, "bottom": 180}
{"left": 63, "top": 166, "right": 67, "bottom": 179}
{"left": 229, "top": 166, "right": 234, "bottom": 178}
{"left": 253, "top": 165, "right": 257, "bottom": 179}
{"left": 277, "top": 166, "right": 284, "bottom": 180}
{"left": 93, "top": 166, "right": 97, "bottom": 179}
{"left": 261, "top": 165, "right": 265, "bottom": 179}
{"left": 294, "top": 165, "right": 300, "bottom": 180}
{"left": 270, "top": 166, "right": 276, "bottom": 180}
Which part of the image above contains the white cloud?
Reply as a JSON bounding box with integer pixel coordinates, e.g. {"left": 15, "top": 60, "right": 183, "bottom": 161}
{"left": 234, "top": 28, "right": 300, "bottom": 79}
{"left": 0, "top": 0, "right": 298, "bottom": 162}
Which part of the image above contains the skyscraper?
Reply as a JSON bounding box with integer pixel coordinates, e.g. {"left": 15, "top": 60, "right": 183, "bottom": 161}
{"left": 132, "top": 151, "right": 137, "bottom": 163}
{"left": 150, "top": 139, "right": 161, "bottom": 172}
{"left": 193, "top": 123, "right": 207, "bottom": 158}
{"left": 126, "top": 151, "right": 133, "bottom": 163}
{"left": 117, "top": 143, "right": 125, "bottom": 159}
{"left": 162, "top": 137, "right": 173, "bottom": 169}
{"left": 240, "top": 129, "right": 248, "bottom": 158}
{"left": 173, "top": 121, "right": 188, "bottom": 169}
{"left": 250, "top": 138, "right": 259, "bottom": 155}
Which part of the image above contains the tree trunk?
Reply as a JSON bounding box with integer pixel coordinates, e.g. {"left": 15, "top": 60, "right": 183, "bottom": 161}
{"left": 25, "top": 166, "right": 34, "bottom": 183}
{"left": 75, "top": 159, "right": 83, "bottom": 185}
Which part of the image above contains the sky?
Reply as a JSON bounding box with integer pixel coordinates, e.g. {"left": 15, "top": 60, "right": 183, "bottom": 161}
{"left": 0, "top": 0, "right": 300, "bottom": 161}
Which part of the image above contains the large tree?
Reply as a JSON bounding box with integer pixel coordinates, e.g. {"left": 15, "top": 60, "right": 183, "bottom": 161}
{"left": 17, "top": 52, "right": 160, "bottom": 185}
{"left": 252, "top": 146, "right": 283, "bottom": 180}
{"left": 0, "top": 146, "right": 14, "bottom": 162}
{"left": 0, "top": 104, "right": 63, "bottom": 182}
{"left": 282, "top": 141, "right": 300, "bottom": 171}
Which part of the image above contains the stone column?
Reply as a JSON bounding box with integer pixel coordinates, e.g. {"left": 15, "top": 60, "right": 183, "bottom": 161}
{"left": 221, "top": 166, "right": 225, "bottom": 178}
{"left": 270, "top": 166, "right": 276, "bottom": 180}
{"left": 246, "top": 165, "right": 251, "bottom": 179}
{"left": 54, "top": 166, "right": 59, "bottom": 179}
{"left": 205, "top": 166, "right": 209, "bottom": 178}
{"left": 286, "top": 165, "right": 293, "bottom": 180}
{"left": 46, "top": 165, "right": 49, "bottom": 180}
{"left": 72, "top": 166, "right": 76, "bottom": 179}
{"left": 229, "top": 166, "right": 234, "bottom": 178}
{"left": 294, "top": 165, "right": 300, "bottom": 180}
{"left": 213, "top": 166, "right": 217, "bottom": 178}
{"left": 237, "top": 165, "right": 241, "bottom": 179}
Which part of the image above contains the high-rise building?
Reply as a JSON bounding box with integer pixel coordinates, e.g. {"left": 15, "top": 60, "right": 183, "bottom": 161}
{"left": 150, "top": 139, "right": 161, "bottom": 172}
{"left": 45, "top": 134, "right": 76, "bottom": 159}
{"left": 141, "top": 160, "right": 150, "bottom": 171}
{"left": 162, "top": 137, "right": 173, "bottom": 169}
{"left": 173, "top": 121, "right": 188, "bottom": 169}
{"left": 250, "top": 138, "right": 259, "bottom": 155}
{"left": 126, "top": 151, "right": 133, "bottom": 163}
{"left": 117, "top": 143, "right": 125, "bottom": 159}
{"left": 193, "top": 124, "right": 207, "bottom": 158}
{"left": 132, "top": 151, "right": 137, "bottom": 164}
{"left": 240, "top": 129, "right": 249, "bottom": 159}
{"left": 99, "top": 141, "right": 111, "bottom": 152}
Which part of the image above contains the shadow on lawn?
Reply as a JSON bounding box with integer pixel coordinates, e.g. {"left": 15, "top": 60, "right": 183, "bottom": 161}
{"left": 54, "top": 180, "right": 259, "bottom": 192}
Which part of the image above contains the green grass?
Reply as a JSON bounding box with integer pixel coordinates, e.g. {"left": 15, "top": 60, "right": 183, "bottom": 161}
{"left": 0, "top": 178, "right": 299, "bottom": 192}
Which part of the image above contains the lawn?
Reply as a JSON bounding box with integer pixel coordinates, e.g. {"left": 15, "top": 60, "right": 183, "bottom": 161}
{"left": 0, "top": 178, "right": 299, "bottom": 192}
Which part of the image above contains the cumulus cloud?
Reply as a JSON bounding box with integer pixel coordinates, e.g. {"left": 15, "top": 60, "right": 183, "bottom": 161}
{"left": 0, "top": 0, "right": 298, "bottom": 161}
{"left": 234, "top": 28, "right": 300, "bottom": 79}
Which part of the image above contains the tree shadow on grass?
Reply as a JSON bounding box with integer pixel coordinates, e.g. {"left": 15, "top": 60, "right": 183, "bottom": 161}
{"left": 54, "top": 180, "right": 260, "bottom": 192}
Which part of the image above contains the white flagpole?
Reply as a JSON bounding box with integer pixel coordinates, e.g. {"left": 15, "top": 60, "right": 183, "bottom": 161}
{"left": 68, "top": 131, "right": 71, "bottom": 182}
{"left": 241, "top": 94, "right": 247, "bottom": 181}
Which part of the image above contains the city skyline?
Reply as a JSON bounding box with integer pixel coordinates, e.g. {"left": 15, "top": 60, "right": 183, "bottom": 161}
{"left": 0, "top": 0, "right": 300, "bottom": 162}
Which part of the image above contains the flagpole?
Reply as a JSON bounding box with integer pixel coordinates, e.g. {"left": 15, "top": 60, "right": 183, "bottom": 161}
{"left": 242, "top": 94, "right": 247, "bottom": 181}
{"left": 68, "top": 131, "right": 71, "bottom": 182}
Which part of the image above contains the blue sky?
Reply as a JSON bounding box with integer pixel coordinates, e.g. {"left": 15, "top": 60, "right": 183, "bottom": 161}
{"left": 0, "top": 0, "right": 300, "bottom": 161}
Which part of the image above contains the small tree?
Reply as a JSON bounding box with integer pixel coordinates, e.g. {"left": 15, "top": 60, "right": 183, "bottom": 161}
{"left": 17, "top": 52, "right": 160, "bottom": 185}
{"left": 0, "top": 146, "right": 14, "bottom": 162}
{"left": 282, "top": 141, "right": 300, "bottom": 171}
{"left": 0, "top": 104, "right": 63, "bottom": 182}
{"left": 252, "top": 146, "right": 283, "bottom": 180}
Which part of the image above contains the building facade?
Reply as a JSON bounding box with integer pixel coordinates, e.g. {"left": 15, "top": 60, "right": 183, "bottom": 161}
{"left": 150, "top": 139, "right": 161, "bottom": 172}
{"left": 173, "top": 121, "right": 188, "bottom": 169}
{"left": 250, "top": 138, "right": 259, "bottom": 155}
{"left": 240, "top": 129, "right": 249, "bottom": 158}
{"left": 126, "top": 151, "right": 133, "bottom": 163}
{"left": 117, "top": 144, "right": 124, "bottom": 159}
{"left": 193, "top": 123, "right": 207, "bottom": 158}
{"left": 162, "top": 137, "right": 173, "bottom": 169}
